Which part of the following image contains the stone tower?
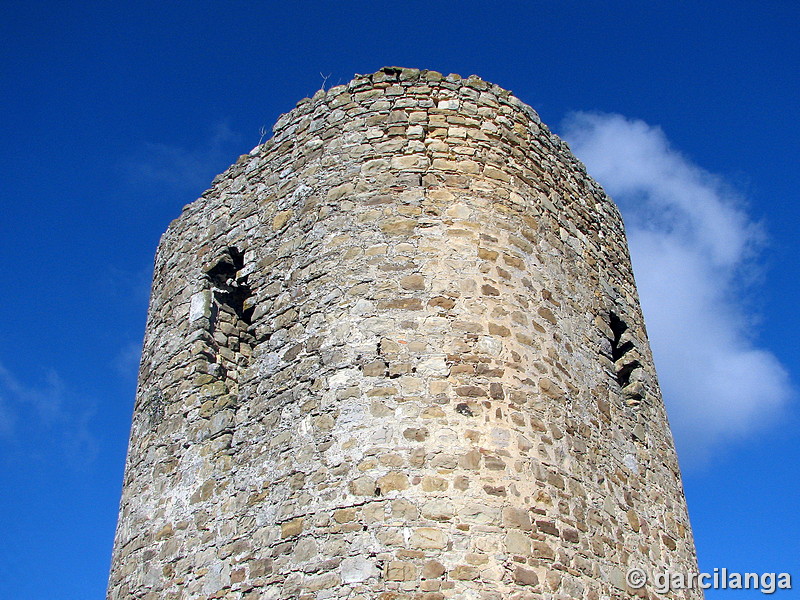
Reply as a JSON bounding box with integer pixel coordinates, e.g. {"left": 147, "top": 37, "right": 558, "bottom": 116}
{"left": 109, "top": 67, "right": 701, "bottom": 599}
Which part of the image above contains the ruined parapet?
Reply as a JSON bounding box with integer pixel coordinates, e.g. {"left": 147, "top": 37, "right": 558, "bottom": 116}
{"left": 108, "top": 67, "right": 701, "bottom": 599}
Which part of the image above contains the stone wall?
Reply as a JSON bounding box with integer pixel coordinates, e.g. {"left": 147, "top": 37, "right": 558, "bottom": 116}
{"left": 108, "top": 67, "right": 701, "bottom": 600}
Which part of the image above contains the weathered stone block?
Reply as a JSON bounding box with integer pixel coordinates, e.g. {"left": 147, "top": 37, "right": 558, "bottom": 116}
{"left": 377, "top": 472, "right": 410, "bottom": 493}
{"left": 385, "top": 560, "right": 418, "bottom": 581}
{"left": 341, "top": 557, "right": 378, "bottom": 583}
{"left": 280, "top": 518, "right": 304, "bottom": 538}
{"left": 410, "top": 527, "right": 447, "bottom": 549}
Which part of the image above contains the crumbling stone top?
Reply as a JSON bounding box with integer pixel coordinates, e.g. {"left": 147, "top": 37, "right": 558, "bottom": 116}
{"left": 268, "top": 66, "right": 540, "bottom": 145}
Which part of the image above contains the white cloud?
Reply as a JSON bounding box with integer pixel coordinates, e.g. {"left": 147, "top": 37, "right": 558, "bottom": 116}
{"left": 114, "top": 340, "right": 142, "bottom": 380}
{"left": 123, "top": 121, "right": 242, "bottom": 193}
{"left": 0, "top": 363, "right": 97, "bottom": 465}
{"left": 0, "top": 363, "right": 64, "bottom": 426}
{"left": 0, "top": 396, "right": 12, "bottom": 440}
{"left": 561, "top": 112, "right": 791, "bottom": 464}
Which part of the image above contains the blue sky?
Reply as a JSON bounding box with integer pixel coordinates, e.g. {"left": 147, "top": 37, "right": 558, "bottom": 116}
{"left": 1, "top": 1, "right": 797, "bottom": 597}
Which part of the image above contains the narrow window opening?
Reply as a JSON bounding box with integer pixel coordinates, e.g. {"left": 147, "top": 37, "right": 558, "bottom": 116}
{"left": 202, "top": 247, "right": 255, "bottom": 390}
{"left": 609, "top": 312, "right": 628, "bottom": 362}
{"left": 616, "top": 360, "right": 641, "bottom": 389}
{"left": 206, "top": 247, "right": 254, "bottom": 326}
{"left": 608, "top": 311, "right": 643, "bottom": 402}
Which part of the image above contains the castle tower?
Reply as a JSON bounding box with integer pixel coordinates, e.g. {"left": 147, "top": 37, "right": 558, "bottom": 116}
{"left": 109, "top": 67, "right": 701, "bottom": 599}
